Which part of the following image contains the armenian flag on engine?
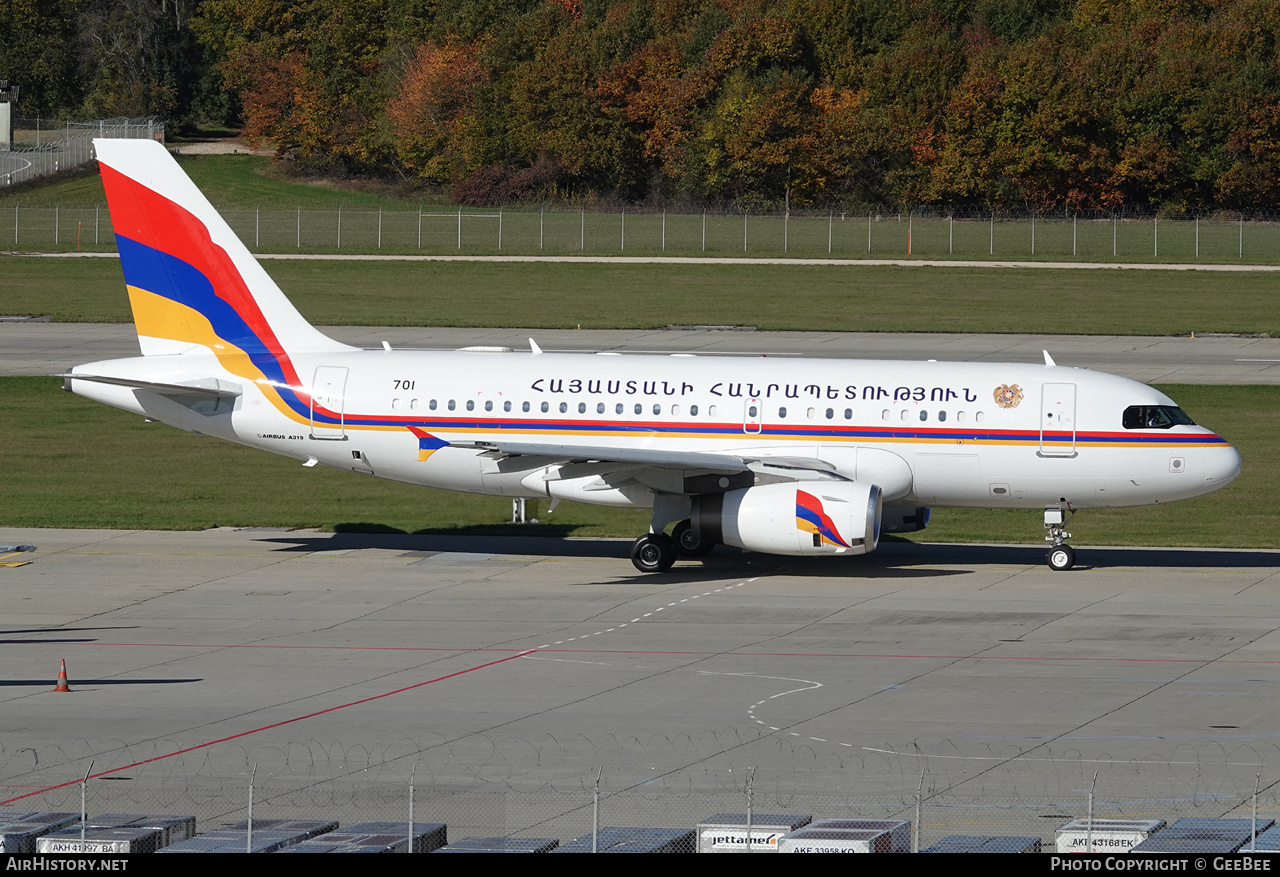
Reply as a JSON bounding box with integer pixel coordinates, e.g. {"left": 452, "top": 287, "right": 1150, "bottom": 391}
{"left": 795, "top": 489, "right": 848, "bottom": 547}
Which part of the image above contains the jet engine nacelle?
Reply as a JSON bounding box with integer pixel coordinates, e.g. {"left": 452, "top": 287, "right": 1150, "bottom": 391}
{"left": 692, "top": 482, "right": 883, "bottom": 557}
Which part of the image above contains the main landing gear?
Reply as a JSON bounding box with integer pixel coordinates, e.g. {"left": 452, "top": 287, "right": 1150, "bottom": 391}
{"left": 630, "top": 518, "right": 716, "bottom": 573}
{"left": 1044, "top": 507, "right": 1075, "bottom": 571}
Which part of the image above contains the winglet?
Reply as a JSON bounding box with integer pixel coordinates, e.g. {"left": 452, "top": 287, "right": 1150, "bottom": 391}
{"left": 530, "top": 338, "right": 543, "bottom": 357}
{"left": 1043, "top": 350, "right": 1056, "bottom": 367}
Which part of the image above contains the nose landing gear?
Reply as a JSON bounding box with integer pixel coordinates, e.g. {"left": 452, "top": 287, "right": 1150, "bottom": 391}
{"left": 1044, "top": 507, "right": 1075, "bottom": 571}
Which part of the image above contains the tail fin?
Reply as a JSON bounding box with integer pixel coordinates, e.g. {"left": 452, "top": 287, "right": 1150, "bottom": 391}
{"left": 94, "top": 138, "right": 351, "bottom": 362}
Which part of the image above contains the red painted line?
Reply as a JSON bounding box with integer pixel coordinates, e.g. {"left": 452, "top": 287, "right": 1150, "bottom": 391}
{"left": 0, "top": 649, "right": 533, "bottom": 806}
{"left": 20, "top": 641, "right": 1280, "bottom": 665}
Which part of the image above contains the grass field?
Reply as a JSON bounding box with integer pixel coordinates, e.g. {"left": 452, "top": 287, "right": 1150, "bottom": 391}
{"left": 5, "top": 256, "right": 1278, "bottom": 336}
{"left": 3, "top": 377, "right": 1274, "bottom": 549}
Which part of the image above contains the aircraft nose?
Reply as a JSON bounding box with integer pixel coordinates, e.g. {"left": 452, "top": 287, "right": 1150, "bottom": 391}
{"left": 1204, "top": 444, "right": 1242, "bottom": 488}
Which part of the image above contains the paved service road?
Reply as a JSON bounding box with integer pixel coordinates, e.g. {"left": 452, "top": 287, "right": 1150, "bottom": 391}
{"left": 4, "top": 321, "right": 1280, "bottom": 383}
{"left": 2, "top": 527, "right": 1279, "bottom": 844}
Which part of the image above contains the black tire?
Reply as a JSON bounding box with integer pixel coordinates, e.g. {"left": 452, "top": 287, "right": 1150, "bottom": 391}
{"left": 631, "top": 533, "right": 677, "bottom": 572}
{"left": 672, "top": 519, "right": 715, "bottom": 557}
{"left": 1046, "top": 544, "right": 1076, "bottom": 571}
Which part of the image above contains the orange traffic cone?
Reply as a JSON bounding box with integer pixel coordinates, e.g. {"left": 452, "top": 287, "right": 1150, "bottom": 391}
{"left": 53, "top": 659, "right": 71, "bottom": 693}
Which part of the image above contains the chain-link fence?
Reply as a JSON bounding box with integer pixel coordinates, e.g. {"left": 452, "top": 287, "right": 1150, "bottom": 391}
{"left": 0, "top": 117, "right": 163, "bottom": 189}
{"left": 5, "top": 202, "right": 1280, "bottom": 265}
{"left": 4, "top": 733, "right": 1280, "bottom": 852}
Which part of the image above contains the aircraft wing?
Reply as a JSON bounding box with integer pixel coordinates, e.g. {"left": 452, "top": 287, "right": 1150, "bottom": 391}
{"left": 452, "top": 440, "right": 849, "bottom": 482}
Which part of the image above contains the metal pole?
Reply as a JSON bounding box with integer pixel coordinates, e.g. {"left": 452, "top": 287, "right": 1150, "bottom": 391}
{"left": 1073, "top": 213, "right": 1077, "bottom": 257}
{"left": 1154, "top": 214, "right": 1157, "bottom": 259}
{"left": 417, "top": 206, "right": 421, "bottom": 249}
{"left": 915, "top": 767, "right": 924, "bottom": 853}
{"left": 989, "top": 210, "right": 994, "bottom": 255}
{"left": 80, "top": 761, "right": 93, "bottom": 845}
{"left": 949, "top": 213, "right": 953, "bottom": 255}
{"left": 337, "top": 205, "right": 341, "bottom": 249}
{"left": 828, "top": 212, "right": 832, "bottom": 254}
{"left": 592, "top": 766, "right": 602, "bottom": 853}
{"left": 55, "top": 205, "right": 59, "bottom": 245}
{"left": 869, "top": 211, "right": 872, "bottom": 254}
{"left": 1253, "top": 771, "right": 1261, "bottom": 851}
{"left": 408, "top": 764, "right": 416, "bottom": 854}
{"left": 377, "top": 208, "right": 382, "bottom": 248}
{"left": 662, "top": 210, "right": 666, "bottom": 251}
{"left": 1195, "top": 216, "right": 1199, "bottom": 259}
{"left": 743, "top": 211, "right": 747, "bottom": 252}
{"left": 1240, "top": 213, "right": 1244, "bottom": 258}
{"left": 581, "top": 209, "right": 584, "bottom": 251}
{"left": 745, "top": 766, "right": 755, "bottom": 853}
{"left": 1113, "top": 213, "right": 1117, "bottom": 257}
{"left": 702, "top": 211, "right": 705, "bottom": 252}
{"left": 498, "top": 208, "right": 502, "bottom": 250}
{"left": 784, "top": 210, "right": 788, "bottom": 253}
{"left": 255, "top": 206, "right": 259, "bottom": 248}
{"left": 247, "top": 764, "right": 256, "bottom": 853}
{"left": 297, "top": 207, "right": 301, "bottom": 248}
{"left": 95, "top": 205, "right": 98, "bottom": 245}
{"left": 1086, "top": 770, "right": 1098, "bottom": 854}
{"left": 540, "top": 208, "right": 544, "bottom": 251}
{"left": 1031, "top": 210, "right": 1035, "bottom": 255}
{"left": 620, "top": 208, "right": 624, "bottom": 251}
{"left": 457, "top": 207, "right": 461, "bottom": 249}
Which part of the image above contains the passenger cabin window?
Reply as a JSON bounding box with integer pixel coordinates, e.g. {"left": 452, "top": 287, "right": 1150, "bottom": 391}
{"left": 1123, "top": 405, "right": 1195, "bottom": 429}
{"left": 466, "top": 400, "right": 474, "bottom": 411}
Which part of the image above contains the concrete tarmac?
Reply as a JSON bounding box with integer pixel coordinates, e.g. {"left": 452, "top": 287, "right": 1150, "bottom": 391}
{"left": 4, "top": 321, "right": 1280, "bottom": 383}
{"left": 3, "top": 527, "right": 1280, "bottom": 842}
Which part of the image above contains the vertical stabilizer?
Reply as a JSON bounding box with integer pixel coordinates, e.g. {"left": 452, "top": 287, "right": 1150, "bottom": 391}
{"left": 94, "top": 138, "right": 352, "bottom": 359}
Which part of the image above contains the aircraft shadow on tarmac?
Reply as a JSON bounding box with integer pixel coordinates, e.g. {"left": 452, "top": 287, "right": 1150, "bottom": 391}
{"left": 257, "top": 532, "right": 1279, "bottom": 573}
{"left": 0, "top": 679, "right": 201, "bottom": 687}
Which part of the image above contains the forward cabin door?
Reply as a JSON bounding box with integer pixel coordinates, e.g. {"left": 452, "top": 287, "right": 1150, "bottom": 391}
{"left": 1039, "top": 382, "right": 1077, "bottom": 456}
{"left": 310, "top": 365, "right": 348, "bottom": 440}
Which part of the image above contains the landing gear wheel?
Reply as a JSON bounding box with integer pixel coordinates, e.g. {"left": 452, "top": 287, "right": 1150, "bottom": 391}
{"left": 631, "top": 533, "right": 677, "bottom": 572}
{"left": 1046, "top": 544, "right": 1076, "bottom": 571}
{"left": 672, "top": 520, "right": 715, "bottom": 557}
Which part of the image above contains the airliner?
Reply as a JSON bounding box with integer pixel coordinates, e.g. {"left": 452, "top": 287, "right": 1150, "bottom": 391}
{"left": 66, "top": 139, "right": 1242, "bottom": 573}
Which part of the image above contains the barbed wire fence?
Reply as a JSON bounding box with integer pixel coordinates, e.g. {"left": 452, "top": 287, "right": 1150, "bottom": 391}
{"left": 0, "top": 117, "right": 163, "bottom": 191}
{"left": 4, "top": 199, "right": 1280, "bottom": 265}
{"left": 4, "top": 732, "right": 1279, "bottom": 850}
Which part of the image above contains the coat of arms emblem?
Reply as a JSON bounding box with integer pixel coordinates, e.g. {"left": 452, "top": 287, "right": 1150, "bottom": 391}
{"left": 993, "top": 384, "right": 1024, "bottom": 408}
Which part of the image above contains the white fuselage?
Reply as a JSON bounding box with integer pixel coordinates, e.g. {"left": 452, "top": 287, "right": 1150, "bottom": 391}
{"left": 70, "top": 347, "right": 1242, "bottom": 513}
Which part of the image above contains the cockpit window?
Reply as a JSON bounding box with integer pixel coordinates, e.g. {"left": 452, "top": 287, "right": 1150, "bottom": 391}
{"left": 1123, "top": 405, "right": 1195, "bottom": 429}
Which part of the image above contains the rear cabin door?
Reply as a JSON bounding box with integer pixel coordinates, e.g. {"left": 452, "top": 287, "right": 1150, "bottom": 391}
{"left": 310, "top": 366, "right": 348, "bottom": 440}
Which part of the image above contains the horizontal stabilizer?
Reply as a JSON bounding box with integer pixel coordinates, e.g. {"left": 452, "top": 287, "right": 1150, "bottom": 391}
{"left": 62, "top": 374, "right": 243, "bottom": 398}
